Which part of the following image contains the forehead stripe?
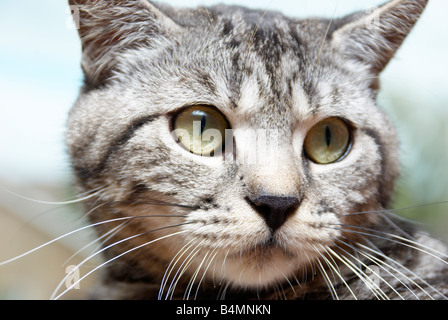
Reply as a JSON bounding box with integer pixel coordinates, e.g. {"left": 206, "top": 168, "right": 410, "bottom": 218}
{"left": 76, "top": 114, "right": 160, "bottom": 182}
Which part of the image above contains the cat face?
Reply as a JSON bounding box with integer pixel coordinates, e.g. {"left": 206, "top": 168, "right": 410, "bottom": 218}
{"left": 66, "top": 0, "right": 427, "bottom": 292}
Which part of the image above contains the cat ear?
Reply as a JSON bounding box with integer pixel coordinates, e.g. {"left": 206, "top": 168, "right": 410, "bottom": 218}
{"left": 331, "top": 0, "right": 428, "bottom": 74}
{"left": 68, "top": 0, "right": 182, "bottom": 87}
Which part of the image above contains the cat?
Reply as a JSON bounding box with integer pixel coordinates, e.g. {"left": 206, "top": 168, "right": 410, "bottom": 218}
{"left": 62, "top": 0, "right": 448, "bottom": 300}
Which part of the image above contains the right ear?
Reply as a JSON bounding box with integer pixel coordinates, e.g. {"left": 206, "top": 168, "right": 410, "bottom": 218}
{"left": 331, "top": 0, "right": 428, "bottom": 74}
{"left": 68, "top": 0, "right": 182, "bottom": 88}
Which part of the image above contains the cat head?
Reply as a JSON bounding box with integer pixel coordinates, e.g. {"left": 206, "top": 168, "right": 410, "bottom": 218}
{"left": 66, "top": 0, "right": 428, "bottom": 291}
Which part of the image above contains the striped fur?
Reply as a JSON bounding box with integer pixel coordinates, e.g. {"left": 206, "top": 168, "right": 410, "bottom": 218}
{"left": 66, "top": 0, "right": 448, "bottom": 299}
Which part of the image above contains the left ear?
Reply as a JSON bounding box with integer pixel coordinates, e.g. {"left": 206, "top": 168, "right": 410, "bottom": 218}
{"left": 69, "top": 0, "right": 182, "bottom": 88}
{"left": 331, "top": 0, "right": 429, "bottom": 74}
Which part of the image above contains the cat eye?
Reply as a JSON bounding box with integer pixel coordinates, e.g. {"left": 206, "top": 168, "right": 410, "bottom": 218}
{"left": 172, "top": 106, "right": 229, "bottom": 156}
{"left": 304, "top": 117, "right": 351, "bottom": 164}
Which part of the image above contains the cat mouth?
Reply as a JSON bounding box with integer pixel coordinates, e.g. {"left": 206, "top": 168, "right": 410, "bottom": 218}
{"left": 215, "top": 237, "right": 306, "bottom": 289}
{"left": 228, "top": 237, "right": 296, "bottom": 260}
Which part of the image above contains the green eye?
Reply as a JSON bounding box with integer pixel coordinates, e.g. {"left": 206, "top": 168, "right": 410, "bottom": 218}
{"left": 173, "top": 106, "right": 229, "bottom": 156}
{"left": 304, "top": 117, "right": 351, "bottom": 164}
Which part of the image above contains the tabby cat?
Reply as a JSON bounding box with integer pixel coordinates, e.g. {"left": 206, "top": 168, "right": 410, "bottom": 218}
{"left": 63, "top": 0, "right": 448, "bottom": 299}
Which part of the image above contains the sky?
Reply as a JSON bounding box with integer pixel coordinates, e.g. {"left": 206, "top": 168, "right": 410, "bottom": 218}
{"left": 0, "top": 0, "right": 447, "bottom": 185}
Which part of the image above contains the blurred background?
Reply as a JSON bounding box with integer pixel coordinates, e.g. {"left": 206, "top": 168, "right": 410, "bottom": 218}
{"left": 0, "top": 0, "right": 447, "bottom": 299}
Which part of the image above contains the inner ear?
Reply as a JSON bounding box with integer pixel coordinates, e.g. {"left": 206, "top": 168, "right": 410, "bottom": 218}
{"left": 69, "top": 0, "right": 182, "bottom": 88}
{"left": 331, "top": 0, "right": 428, "bottom": 74}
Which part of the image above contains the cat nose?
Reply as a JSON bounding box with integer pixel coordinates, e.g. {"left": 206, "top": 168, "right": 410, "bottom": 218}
{"left": 247, "top": 195, "right": 301, "bottom": 232}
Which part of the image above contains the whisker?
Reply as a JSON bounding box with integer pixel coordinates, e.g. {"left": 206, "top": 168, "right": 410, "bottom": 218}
{"left": 52, "top": 226, "right": 190, "bottom": 300}
{"left": 314, "top": 252, "right": 338, "bottom": 300}
{"left": 304, "top": 250, "right": 317, "bottom": 282}
{"left": 0, "top": 214, "right": 187, "bottom": 266}
{"left": 158, "top": 238, "right": 197, "bottom": 300}
{"left": 359, "top": 241, "right": 448, "bottom": 300}
{"left": 0, "top": 185, "right": 104, "bottom": 206}
{"left": 281, "top": 272, "right": 297, "bottom": 299}
{"left": 61, "top": 221, "right": 129, "bottom": 267}
{"left": 325, "top": 245, "right": 387, "bottom": 300}
{"left": 184, "top": 249, "right": 211, "bottom": 300}
{"left": 210, "top": 247, "right": 225, "bottom": 289}
{"left": 341, "top": 201, "right": 448, "bottom": 217}
{"left": 290, "top": 269, "right": 302, "bottom": 289}
{"left": 112, "top": 200, "right": 199, "bottom": 210}
{"left": 216, "top": 248, "right": 231, "bottom": 289}
{"left": 316, "top": 254, "right": 339, "bottom": 300}
{"left": 327, "top": 242, "right": 402, "bottom": 299}
{"left": 330, "top": 223, "right": 448, "bottom": 262}
{"left": 165, "top": 239, "right": 205, "bottom": 300}
{"left": 219, "top": 281, "right": 231, "bottom": 300}
{"left": 381, "top": 214, "right": 417, "bottom": 240}
{"left": 274, "top": 281, "right": 288, "bottom": 300}
{"left": 194, "top": 248, "right": 219, "bottom": 300}
{"left": 79, "top": 201, "right": 109, "bottom": 220}
{"left": 389, "top": 234, "right": 448, "bottom": 261}
{"left": 326, "top": 224, "right": 448, "bottom": 299}
{"left": 318, "top": 244, "right": 357, "bottom": 300}
{"left": 336, "top": 238, "right": 420, "bottom": 300}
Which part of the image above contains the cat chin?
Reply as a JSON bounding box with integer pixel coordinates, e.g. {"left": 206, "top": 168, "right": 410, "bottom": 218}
{"left": 209, "top": 247, "right": 313, "bottom": 289}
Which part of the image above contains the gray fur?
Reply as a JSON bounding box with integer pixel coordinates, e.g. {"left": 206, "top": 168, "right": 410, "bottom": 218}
{"left": 66, "top": 0, "right": 448, "bottom": 299}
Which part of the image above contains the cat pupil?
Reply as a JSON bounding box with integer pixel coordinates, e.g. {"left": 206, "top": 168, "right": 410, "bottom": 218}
{"left": 192, "top": 110, "right": 208, "bottom": 134}
{"left": 325, "top": 125, "right": 331, "bottom": 148}
{"left": 200, "top": 115, "right": 206, "bottom": 134}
